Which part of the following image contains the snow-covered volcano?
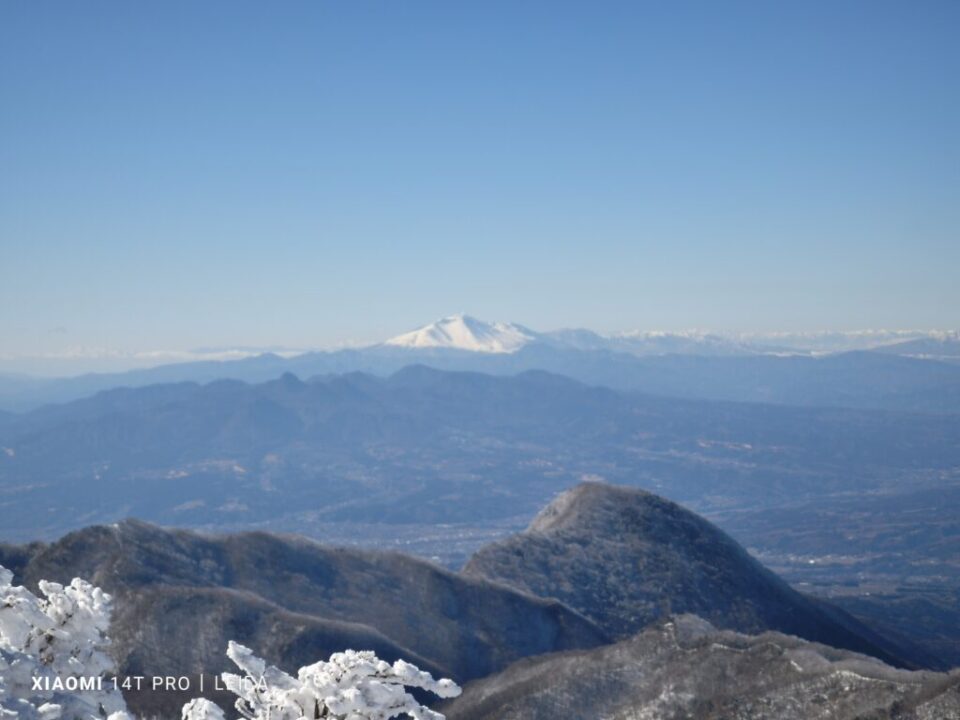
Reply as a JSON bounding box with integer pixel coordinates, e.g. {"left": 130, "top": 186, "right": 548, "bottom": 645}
{"left": 384, "top": 314, "right": 538, "bottom": 353}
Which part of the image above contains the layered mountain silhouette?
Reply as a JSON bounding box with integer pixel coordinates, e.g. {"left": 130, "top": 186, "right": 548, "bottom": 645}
{"left": 2, "top": 367, "right": 958, "bottom": 547}
{"left": 463, "top": 483, "right": 919, "bottom": 668}
{"left": 0, "top": 481, "right": 938, "bottom": 717}
{"left": 4, "top": 326, "right": 960, "bottom": 413}
{"left": 0, "top": 519, "right": 605, "bottom": 717}
{"left": 441, "top": 616, "right": 960, "bottom": 720}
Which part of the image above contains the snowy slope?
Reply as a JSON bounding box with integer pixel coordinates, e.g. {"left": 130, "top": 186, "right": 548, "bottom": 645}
{"left": 384, "top": 316, "right": 958, "bottom": 358}
{"left": 386, "top": 316, "right": 750, "bottom": 356}
{"left": 384, "top": 314, "right": 538, "bottom": 353}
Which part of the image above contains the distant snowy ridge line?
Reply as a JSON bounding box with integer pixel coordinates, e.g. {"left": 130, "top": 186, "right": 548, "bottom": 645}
{"left": 4, "top": 315, "right": 958, "bottom": 369}
{"left": 380, "top": 314, "right": 959, "bottom": 355}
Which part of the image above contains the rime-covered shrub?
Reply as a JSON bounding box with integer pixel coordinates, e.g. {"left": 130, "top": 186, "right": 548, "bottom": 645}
{"left": 1, "top": 562, "right": 459, "bottom": 720}
{"left": 182, "top": 641, "right": 461, "bottom": 720}
{"left": 0, "top": 565, "right": 131, "bottom": 720}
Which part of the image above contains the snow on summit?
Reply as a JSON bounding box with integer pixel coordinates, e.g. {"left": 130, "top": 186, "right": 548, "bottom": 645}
{"left": 384, "top": 314, "right": 537, "bottom": 353}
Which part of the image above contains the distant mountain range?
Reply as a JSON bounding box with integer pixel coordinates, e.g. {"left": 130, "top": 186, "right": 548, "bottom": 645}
{"left": 384, "top": 314, "right": 763, "bottom": 356}
{"left": 2, "top": 367, "right": 958, "bottom": 546}
{"left": 2, "top": 315, "right": 959, "bottom": 412}
{"left": 0, "top": 482, "right": 939, "bottom": 718}
{"left": 387, "top": 316, "right": 954, "bottom": 358}
{"left": 2, "top": 365, "right": 958, "bottom": 671}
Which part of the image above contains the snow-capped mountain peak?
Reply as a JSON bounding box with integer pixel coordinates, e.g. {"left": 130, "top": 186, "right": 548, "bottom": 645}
{"left": 384, "top": 314, "right": 537, "bottom": 353}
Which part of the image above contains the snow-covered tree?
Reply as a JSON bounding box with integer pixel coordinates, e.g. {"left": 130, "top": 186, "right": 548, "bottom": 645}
{"left": 182, "top": 641, "right": 461, "bottom": 720}
{"left": 2, "top": 562, "right": 459, "bottom": 720}
{"left": 0, "top": 564, "right": 131, "bottom": 720}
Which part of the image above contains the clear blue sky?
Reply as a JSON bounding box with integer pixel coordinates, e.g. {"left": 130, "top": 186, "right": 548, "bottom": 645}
{"left": 1, "top": 0, "right": 958, "bottom": 361}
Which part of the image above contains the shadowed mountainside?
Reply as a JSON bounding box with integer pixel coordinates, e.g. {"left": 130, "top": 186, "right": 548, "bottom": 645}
{"left": 463, "top": 483, "right": 926, "bottom": 669}
{"left": 0, "top": 519, "right": 605, "bottom": 717}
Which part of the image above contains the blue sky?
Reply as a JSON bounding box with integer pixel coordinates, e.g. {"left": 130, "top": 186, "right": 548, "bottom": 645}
{"left": 1, "top": 0, "right": 958, "bottom": 364}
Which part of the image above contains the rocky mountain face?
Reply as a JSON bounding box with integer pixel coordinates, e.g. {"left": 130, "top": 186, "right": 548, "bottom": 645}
{"left": 441, "top": 615, "right": 960, "bottom": 720}
{"left": 0, "top": 520, "right": 606, "bottom": 717}
{"left": 463, "top": 483, "right": 916, "bottom": 668}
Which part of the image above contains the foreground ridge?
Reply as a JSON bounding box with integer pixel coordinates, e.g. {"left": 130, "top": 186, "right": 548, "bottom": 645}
{"left": 442, "top": 615, "right": 960, "bottom": 720}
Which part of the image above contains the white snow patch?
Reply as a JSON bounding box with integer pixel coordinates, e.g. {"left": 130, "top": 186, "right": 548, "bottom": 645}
{"left": 384, "top": 314, "right": 537, "bottom": 353}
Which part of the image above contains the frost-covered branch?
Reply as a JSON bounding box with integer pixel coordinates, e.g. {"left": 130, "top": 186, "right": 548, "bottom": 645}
{"left": 2, "top": 562, "right": 460, "bottom": 720}
{"left": 0, "top": 564, "right": 131, "bottom": 720}
{"left": 183, "top": 641, "right": 461, "bottom": 720}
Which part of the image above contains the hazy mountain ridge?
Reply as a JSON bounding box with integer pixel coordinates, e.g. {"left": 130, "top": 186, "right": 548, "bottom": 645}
{"left": 3, "top": 317, "right": 960, "bottom": 413}
{"left": 871, "top": 335, "right": 960, "bottom": 362}
{"left": 2, "top": 367, "right": 958, "bottom": 545}
{"left": 384, "top": 315, "right": 759, "bottom": 356}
